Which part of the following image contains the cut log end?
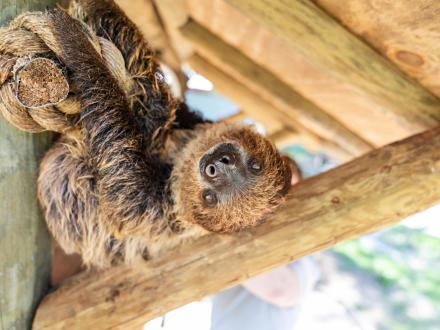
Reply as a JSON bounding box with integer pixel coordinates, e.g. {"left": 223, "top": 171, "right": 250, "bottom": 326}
{"left": 15, "top": 58, "right": 69, "bottom": 108}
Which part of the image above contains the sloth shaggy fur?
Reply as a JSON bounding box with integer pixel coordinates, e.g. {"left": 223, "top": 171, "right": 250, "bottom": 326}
{"left": 37, "top": 1, "right": 297, "bottom": 268}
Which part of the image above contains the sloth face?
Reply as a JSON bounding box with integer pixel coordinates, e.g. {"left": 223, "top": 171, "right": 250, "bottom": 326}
{"left": 174, "top": 123, "right": 296, "bottom": 234}
{"left": 199, "top": 142, "right": 266, "bottom": 207}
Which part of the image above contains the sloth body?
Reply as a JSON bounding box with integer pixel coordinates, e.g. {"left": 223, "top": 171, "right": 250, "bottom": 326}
{"left": 38, "top": 1, "right": 294, "bottom": 268}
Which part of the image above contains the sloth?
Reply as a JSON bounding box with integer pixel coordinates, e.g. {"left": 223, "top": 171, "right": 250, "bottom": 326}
{"left": 38, "top": 1, "right": 300, "bottom": 268}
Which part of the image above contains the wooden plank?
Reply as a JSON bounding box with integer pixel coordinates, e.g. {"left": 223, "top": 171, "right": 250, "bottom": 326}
{"left": 188, "top": 55, "right": 284, "bottom": 135}
{"left": 0, "top": 2, "right": 57, "bottom": 329}
{"left": 186, "top": 0, "right": 437, "bottom": 146}
{"left": 315, "top": 0, "right": 440, "bottom": 98}
{"left": 188, "top": 54, "right": 352, "bottom": 160}
{"left": 181, "top": 20, "right": 373, "bottom": 157}
{"left": 268, "top": 129, "right": 300, "bottom": 149}
{"left": 34, "top": 125, "right": 440, "bottom": 329}
{"left": 225, "top": 112, "right": 284, "bottom": 137}
{"left": 223, "top": 0, "right": 440, "bottom": 131}
{"left": 115, "top": 0, "right": 182, "bottom": 73}
{"left": 150, "top": 0, "right": 193, "bottom": 60}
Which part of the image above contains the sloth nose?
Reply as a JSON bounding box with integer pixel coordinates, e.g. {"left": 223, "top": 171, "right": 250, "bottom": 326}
{"left": 205, "top": 163, "right": 217, "bottom": 177}
{"left": 205, "top": 153, "right": 235, "bottom": 178}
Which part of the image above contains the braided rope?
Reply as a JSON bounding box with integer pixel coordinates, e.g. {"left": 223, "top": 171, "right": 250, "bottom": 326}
{"left": 0, "top": 11, "right": 135, "bottom": 133}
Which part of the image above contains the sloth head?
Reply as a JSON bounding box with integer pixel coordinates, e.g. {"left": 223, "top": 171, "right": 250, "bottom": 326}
{"left": 173, "top": 123, "right": 300, "bottom": 233}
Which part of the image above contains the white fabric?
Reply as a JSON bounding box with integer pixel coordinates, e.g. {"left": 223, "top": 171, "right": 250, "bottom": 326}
{"left": 210, "top": 257, "right": 319, "bottom": 330}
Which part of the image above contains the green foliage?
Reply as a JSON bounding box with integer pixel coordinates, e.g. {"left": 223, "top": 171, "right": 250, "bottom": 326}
{"left": 333, "top": 225, "right": 440, "bottom": 329}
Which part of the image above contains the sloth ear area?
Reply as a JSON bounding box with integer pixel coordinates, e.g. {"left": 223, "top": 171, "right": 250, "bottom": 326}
{"left": 281, "top": 154, "right": 303, "bottom": 185}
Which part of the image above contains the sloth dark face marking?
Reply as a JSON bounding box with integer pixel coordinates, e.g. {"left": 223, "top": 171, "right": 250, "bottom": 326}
{"left": 199, "top": 142, "right": 266, "bottom": 207}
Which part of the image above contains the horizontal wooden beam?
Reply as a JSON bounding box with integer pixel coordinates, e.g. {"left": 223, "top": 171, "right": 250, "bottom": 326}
{"left": 224, "top": 0, "right": 440, "bottom": 132}
{"left": 34, "top": 126, "right": 440, "bottom": 329}
{"left": 181, "top": 20, "right": 372, "bottom": 157}
{"left": 187, "top": 54, "right": 353, "bottom": 161}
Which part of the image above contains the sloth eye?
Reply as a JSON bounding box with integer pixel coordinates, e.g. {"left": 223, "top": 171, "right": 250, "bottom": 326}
{"left": 248, "top": 158, "right": 263, "bottom": 174}
{"left": 202, "top": 190, "right": 218, "bottom": 207}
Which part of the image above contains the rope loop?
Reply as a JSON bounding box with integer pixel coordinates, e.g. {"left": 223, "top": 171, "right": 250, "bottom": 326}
{"left": 0, "top": 11, "right": 135, "bottom": 133}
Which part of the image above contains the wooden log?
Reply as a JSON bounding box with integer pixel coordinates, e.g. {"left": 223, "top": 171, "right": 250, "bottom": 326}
{"left": 187, "top": 54, "right": 353, "bottom": 161}
{"left": 0, "top": 2, "right": 57, "bottom": 329}
{"left": 315, "top": 0, "right": 440, "bottom": 98}
{"left": 15, "top": 57, "right": 69, "bottom": 108}
{"left": 185, "top": 0, "right": 436, "bottom": 146}
{"left": 224, "top": 111, "right": 284, "bottom": 136}
{"left": 33, "top": 125, "right": 440, "bottom": 329}
{"left": 114, "top": 0, "right": 183, "bottom": 77}
{"left": 187, "top": 55, "right": 284, "bottom": 136}
{"left": 223, "top": 0, "right": 440, "bottom": 132}
{"left": 150, "top": 0, "right": 193, "bottom": 61}
{"left": 181, "top": 20, "right": 373, "bottom": 157}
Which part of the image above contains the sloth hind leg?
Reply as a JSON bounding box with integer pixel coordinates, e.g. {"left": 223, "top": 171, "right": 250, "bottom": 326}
{"left": 38, "top": 134, "right": 117, "bottom": 267}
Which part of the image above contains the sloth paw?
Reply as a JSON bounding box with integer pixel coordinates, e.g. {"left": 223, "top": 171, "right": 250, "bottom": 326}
{"left": 169, "top": 219, "right": 185, "bottom": 234}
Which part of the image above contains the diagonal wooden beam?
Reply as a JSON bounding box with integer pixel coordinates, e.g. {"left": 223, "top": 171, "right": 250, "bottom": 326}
{"left": 315, "top": 0, "right": 440, "bottom": 98}
{"left": 185, "top": 0, "right": 426, "bottom": 146}
{"left": 224, "top": 0, "right": 440, "bottom": 131}
{"left": 181, "top": 20, "right": 373, "bottom": 157}
{"left": 114, "top": 0, "right": 183, "bottom": 79}
{"left": 187, "top": 53, "right": 353, "bottom": 161}
{"left": 33, "top": 126, "right": 440, "bottom": 329}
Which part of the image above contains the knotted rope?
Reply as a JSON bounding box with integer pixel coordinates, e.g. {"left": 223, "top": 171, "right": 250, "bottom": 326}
{"left": 0, "top": 11, "right": 135, "bottom": 133}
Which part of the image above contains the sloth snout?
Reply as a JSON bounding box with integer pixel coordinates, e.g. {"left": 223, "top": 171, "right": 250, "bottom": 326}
{"left": 204, "top": 153, "right": 236, "bottom": 179}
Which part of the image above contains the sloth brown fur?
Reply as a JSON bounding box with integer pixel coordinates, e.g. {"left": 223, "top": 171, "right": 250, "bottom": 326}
{"left": 37, "top": 1, "right": 298, "bottom": 268}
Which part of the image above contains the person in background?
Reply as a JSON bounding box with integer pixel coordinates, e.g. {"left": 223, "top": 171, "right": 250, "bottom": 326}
{"left": 210, "top": 168, "right": 320, "bottom": 330}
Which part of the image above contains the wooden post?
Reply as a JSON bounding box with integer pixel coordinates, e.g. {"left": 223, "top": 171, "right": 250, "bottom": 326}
{"left": 0, "top": 1, "right": 57, "bottom": 329}
{"left": 33, "top": 126, "right": 440, "bottom": 330}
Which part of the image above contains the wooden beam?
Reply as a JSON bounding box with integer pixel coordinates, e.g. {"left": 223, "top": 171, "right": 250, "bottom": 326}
{"left": 34, "top": 126, "right": 440, "bottom": 329}
{"left": 181, "top": 20, "right": 372, "bottom": 157}
{"left": 315, "top": 0, "right": 440, "bottom": 98}
{"left": 150, "top": 0, "right": 193, "bottom": 60}
{"left": 187, "top": 54, "right": 353, "bottom": 161}
{"left": 0, "top": 1, "right": 57, "bottom": 329}
{"left": 115, "top": 0, "right": 182, "bottom": 74}
{"left": 223, "top": 0, "right": 440, "bottom": 132}
{"left": 185, "top": 0, "right": 435, "bottom": 146}
{"left": 188, "top": 56, "right": 284, "bottom": 136}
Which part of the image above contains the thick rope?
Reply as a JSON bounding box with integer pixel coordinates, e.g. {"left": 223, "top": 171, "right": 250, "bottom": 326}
{"left": 0, "top": 11, "right": 135, "bottom": 133}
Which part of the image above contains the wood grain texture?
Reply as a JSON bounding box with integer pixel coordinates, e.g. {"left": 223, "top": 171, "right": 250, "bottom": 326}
{"left": 0, "top": 3, "right": 55, "bottom": 330}
{"left": 115, "top": 0, "right": 183, "bottom": 74}
{"left": 151, "top": 0, "right": 193, "bottom": 61}
{"left": 188, "top": 54, "right": 353, "bottom": 161}
{"left": 188, "top": 55, "right": 284, "bottom": 136}
{"left": 181, "top": 20, "right": 372, "bottom": 157}
{"left": 223, "top": 0, "right": 440, "bottom": 131}
{"left": 186, "top": 0, "right": 438, "bottom": 146}
{"left": 33, "top": 126, "right": 440, "bottom": 329}
{"left": 315, "top": 0, "right": 440, "bottom": 98}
